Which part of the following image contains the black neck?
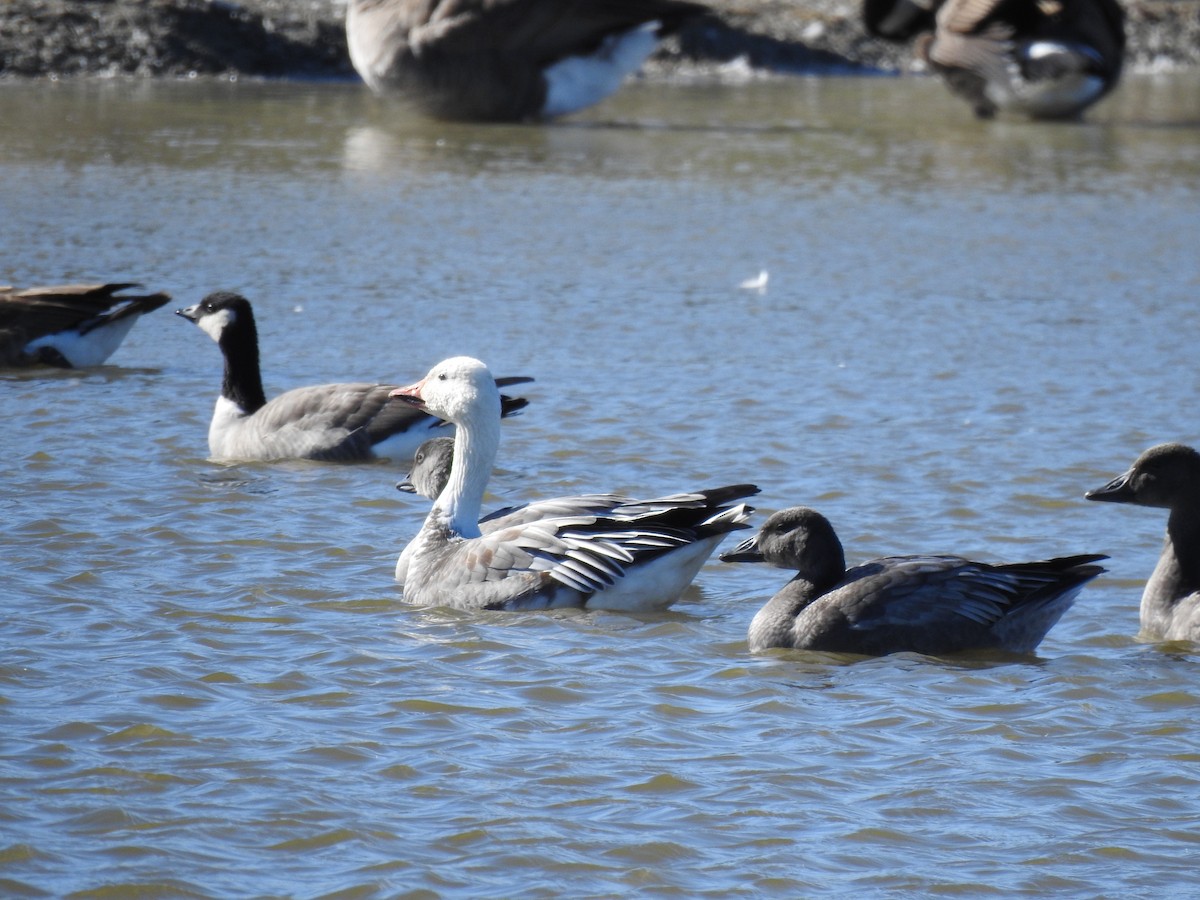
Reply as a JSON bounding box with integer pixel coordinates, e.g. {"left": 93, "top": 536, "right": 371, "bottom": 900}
{"left": 1165, "top": 506, "right": 1200, "bottom": 598}
{"left": 219, "top": 313, "right": 267, "bottom": 414}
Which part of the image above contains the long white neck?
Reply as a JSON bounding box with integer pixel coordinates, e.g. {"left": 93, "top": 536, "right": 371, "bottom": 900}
{"left": 429, "top": 398, "right": 501, "bottom": 539}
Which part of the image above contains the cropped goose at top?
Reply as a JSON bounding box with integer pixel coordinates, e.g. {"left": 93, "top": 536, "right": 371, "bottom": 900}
{"left": 722, "top": 506, "right": 1105, "bottom": 656}
{"left": 0, "top": 282, "right": 170, "bottom": 368}
{"left": 917, "top": 0, "right": 1125, "bottom": 120}
{"left": 390, "top": 356, "right": 758, "bottom": 611}
{"left": 177, "top": 292, "right": 531, "bottom": 463}
{"left": 1087, "top": 443, "right": 1200, "bottom": 642}
{"left": 345, "top": 0, "right": 708, "bottom": 121}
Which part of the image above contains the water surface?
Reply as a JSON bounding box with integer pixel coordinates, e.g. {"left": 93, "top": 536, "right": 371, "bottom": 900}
{"left": 2, "top": 74, "right": 1200, "bottom": 897}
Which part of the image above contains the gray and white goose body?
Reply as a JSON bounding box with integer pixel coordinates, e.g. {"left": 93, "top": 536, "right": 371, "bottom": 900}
{"left": 390, "top": 356, "right": 758, "bottom": 611}
{"left": 177, "top": 292, "right": 530, "bottom": 463}
{"left": 1087, "top": 443, "right": 1200, "bottom": 642}
{"left": 722, "top": 506, "right": 1105, "bottom": 656}
{"left": 346, "top": 0, "right": 707, "bottom": 121}
{"left": 918, "top": 0, "right": 1125, "bottom": 119}
{"left": 0, "top": 282, "right": 170, "bottom": 368}
{"left": 393, "top": 435, "right": 736, "bottom": 585}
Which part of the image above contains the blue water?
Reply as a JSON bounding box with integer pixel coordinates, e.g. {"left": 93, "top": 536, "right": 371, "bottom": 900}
{"left": 2, "top": 74, "right": 1199, "bottom": 897}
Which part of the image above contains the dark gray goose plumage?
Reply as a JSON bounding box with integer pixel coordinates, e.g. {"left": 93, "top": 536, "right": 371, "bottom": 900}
{"left": 721, "top": 506, "right": 1106, "bottom": 656}
{"left": 917, "top": 0, "right": 1125, "bottom": 119}
{"left": 1086, "top": 443, "right": 1200, "bottom": 642}
{"left": 345, "top": 0, "right": 708, "bottom": 121}
{"left": 0, "top": 283, "right": 170, "bottom": 368}
{"left": 177, "top": 292, "right": 530, "bottom": 463}
{"left": 863, "top": 0, "right": 943, "bottom": 42}
{"left": 390, "top": 356, "right": 758, "bottom": 611}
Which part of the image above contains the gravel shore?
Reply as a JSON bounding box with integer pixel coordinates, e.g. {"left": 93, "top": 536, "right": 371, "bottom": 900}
{"left": 0, "top": 0, "right": 1197, "bottom": 80}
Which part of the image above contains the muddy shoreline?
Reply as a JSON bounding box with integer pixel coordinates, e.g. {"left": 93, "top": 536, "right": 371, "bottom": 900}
{"left": 1, "top": 0, "right": 1197, "bottom": 81}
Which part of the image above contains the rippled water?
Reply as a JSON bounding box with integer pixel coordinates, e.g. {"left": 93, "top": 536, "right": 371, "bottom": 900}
{"left": 2, "top": 74, "right": 1200, "bottom": 896}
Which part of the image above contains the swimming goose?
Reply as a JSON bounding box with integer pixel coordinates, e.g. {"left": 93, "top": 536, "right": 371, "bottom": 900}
{"left": 0, "top": 283, "right": 170, "bottom": 368}
{"left": 721, "top": 506, "right": 1106, "bottom": 655}
{"left": 917, "top": 0, "right": 1125, "bottom": 119}
{"left": 392, "top": 434, "right": 735, "bottom": 585}
{"left": 1086, "top": 443, "right": 1200, "bottom": 642}
{"left": 389, "top": 356, "right": 758, "bottom": 610}
{"left": 177, "top": 292, "right": 531, "bottom": 463}
{"left": 345, "top": 0, "right": 708, "bottom": 121}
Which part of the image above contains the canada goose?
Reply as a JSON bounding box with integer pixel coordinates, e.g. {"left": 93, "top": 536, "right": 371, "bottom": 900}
{"left": 0, "top": 282, "right": 170, "bottom": 368}
{"left": 177, "top": 292, "right": 530, "bottom": 463}
{"left": 1087, "top": 443, "right": 1200, "bottom": 642}
{"left": 722, "top": 506, "right": 1106, "bottom": 655}
{"left": 345, "top": 0, "right": 708, "bottom": 121}
{"left": 917, "top": 0, "right": 1125, "bottom": 119}
{"left": 390, "top": 356, "right": 758, "bottom": 610}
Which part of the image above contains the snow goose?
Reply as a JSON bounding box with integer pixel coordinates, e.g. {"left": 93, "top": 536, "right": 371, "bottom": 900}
{"left": 1086, "top": 443, "right": 1200, "bottom": 642}
{"left": 0, "top": 283, "right": 170, "bottom": 368}
{"left": 722, "top": 506, "right": 1106, "bottom": 656}
{"left": 177, "top": 292, "right": 531, "bottom": 463}
{"left": 392, "top": 434, "right": 736, "bottom": 585}
{"left": 389, "top": 356, "right": 758, "bottom": 610}
{"left": 917, "top": 0, "right": 1125, "bottom": 119}
{"left": 345, "top": 0, "right": 708, "bottom": 121}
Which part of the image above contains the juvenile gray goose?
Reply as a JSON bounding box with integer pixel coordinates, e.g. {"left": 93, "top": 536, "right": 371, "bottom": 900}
{"left": 917, "top": 0, "right": 1125, "bottom": 120}
{"left": 1086, "top": 443, "right": 1200, "bottom": 642}
{"left": 390, "top": 356, "right": 758, "bottom": 611}
{"left": 722, "top": 506, "right": 1105, "bottom": 656}
{"left": 0, "top": 283, "right": 170, "bottom": 368}
{"left": 177, "top": 292, "right": 530, "bottom": 463}
{"left": 345, "top": 0, "right": 708, "bottom": 121}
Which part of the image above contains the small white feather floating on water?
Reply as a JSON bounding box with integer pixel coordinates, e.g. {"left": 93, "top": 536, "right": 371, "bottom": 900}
{"left": 739, "top": 270, "right": 769, "bottom": 294}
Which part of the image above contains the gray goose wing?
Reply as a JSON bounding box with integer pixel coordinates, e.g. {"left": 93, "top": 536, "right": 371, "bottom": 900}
{"left": 251, "top": 382, "right": 401, "bottom": 461}
{"left": 813, "top": 554, "right": 1105, "bottom": 654}
{"left": 0, "top": 283, "right": 168, "bottom": 338}
{"left": 426, "top": 513, "right": 694, "bottom": 610}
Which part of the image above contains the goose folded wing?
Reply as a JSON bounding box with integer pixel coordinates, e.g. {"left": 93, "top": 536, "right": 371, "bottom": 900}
{"left": 836, "top": 557, "right": 1031, "bottom": 633}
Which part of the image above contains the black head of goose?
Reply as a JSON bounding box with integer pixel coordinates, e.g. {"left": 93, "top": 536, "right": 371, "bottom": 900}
{"left": 721, "top": 506, "right": 1106, "bottom": 656}
{"left": 1087, "top": 443, "right": 1200, "bottom": 642}
{"left": 0, "top": 283, "right": 170, "bottom": 368}
{"left": 917, "top": 0, "right": 1125, "bottom": 120}
{"left": 388, "top": 355, "right": 759, "bottom": 611}
{"left": 176, "top": 292, "right": 531, "bottom": 463}
{"left": 345, "top": 0, "right": 709, "bottom": 121}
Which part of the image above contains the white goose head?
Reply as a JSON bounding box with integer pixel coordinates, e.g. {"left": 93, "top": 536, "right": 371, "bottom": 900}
{"left": 391, "top": 356, "right": 501, "bottom": 426}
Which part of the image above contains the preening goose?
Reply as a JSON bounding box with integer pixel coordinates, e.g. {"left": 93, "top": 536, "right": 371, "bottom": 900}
{"left": 1087, "top": 443, "right": 1200, "bottom": 642}
{"left": 177, "top": 292, "right": 531, "bottom": 463}
{"left": 389, "top": 356, "right": 758, "bottom": 611}
{"left": 0, "top": 283, "right": 170, "bottom": 368}
{"left": 917, "top": 0, "right": 1125, "bottom": 119}
{"left": 345, "top": 0, "right": 708, "bottom": 121}
{"left": 722, "top": 506, "right": 1105, "bottom": 655}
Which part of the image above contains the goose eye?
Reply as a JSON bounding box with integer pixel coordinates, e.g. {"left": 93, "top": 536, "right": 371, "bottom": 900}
{"left": 437, "top": 373, "right": 447, "bottom": 381}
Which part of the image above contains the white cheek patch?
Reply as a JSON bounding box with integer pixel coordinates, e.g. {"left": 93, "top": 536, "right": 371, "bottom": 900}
{"left": 198, "top": 307, "right": 236, "bottom": 343}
